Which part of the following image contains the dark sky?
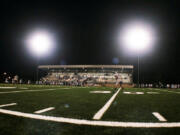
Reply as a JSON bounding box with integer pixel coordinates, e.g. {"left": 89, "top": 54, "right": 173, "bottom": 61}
{"left": 0, "top": 0, "right": 179, "bottom": 83}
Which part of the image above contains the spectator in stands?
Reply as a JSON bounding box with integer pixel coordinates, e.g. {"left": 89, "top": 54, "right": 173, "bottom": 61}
{"left": 114, "top": 73, "right": 123, "bottom": 91}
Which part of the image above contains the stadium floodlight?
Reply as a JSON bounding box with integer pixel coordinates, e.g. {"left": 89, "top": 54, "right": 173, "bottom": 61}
{"left": 121, "top": 22, "right": 154, "bottom": 53}
{"left": 26, "top": 30, "right": 56, "bottom": 83}
{"left": 120, "top": 21, "right": 155, "bottom": 87}
{"left": 26, "top": 30, "right": 55, "bottom": 57}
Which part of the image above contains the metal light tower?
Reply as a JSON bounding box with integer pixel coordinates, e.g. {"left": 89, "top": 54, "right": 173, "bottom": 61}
{"left": 120, "top": 21, "right": 154, "bottom": 87}
{"left": 26, "top": 30, "right": 55, "bottom": 83}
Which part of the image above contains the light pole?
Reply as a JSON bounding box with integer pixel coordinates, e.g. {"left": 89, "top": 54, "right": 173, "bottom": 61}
{"left": 36, "top": 57, "right": 39, "bottom": 84}
{"left": 120, "top": 21, "right": 154, "bottom": 87}
{"left": 137, "top": 54, "right": 140, "bottom": 87}
{"left": 26, "top": 30, "right": 55, "bottom": 84}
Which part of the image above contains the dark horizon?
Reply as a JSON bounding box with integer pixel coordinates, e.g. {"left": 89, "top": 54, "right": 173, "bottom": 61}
{"left": 0, "top": 1, "right": 179, "bottom": 83}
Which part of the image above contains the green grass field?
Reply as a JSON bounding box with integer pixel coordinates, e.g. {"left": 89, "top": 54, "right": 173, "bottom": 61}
{"left": 0, "top": 84, "right": 180, "bottom": 135}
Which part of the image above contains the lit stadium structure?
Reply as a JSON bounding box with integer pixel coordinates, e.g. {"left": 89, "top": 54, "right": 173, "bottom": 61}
{"left": 38, "top": 65, "right": 133, "bottom": 86}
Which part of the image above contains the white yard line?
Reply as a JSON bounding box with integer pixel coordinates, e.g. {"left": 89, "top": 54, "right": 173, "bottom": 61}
{"left": 90, "top": 91, "right": 111, "bottom": 94}
{"left": 152, "top": 112, "right": 167, "bottom": 122}
{"left": 93, "top": 88, "right": 121, "bottom": 120}
{"left": 34, "top": 107, "right": 55, "bottom": 114}
{"left": 0, "top": 89, "right": 55, "bottom": 94}
{"left": 0, "top": 103, "right": 17, "bottom": 108}
{"left": 0, "top": 108, "right": 180, "bottom": 128}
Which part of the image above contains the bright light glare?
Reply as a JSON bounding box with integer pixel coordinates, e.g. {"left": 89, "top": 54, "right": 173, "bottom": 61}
{"left": 121, "top": 22, "right": 154, "bottom": 53}
{"left": 26, "top": 30, "right": 55, "bottom": 57}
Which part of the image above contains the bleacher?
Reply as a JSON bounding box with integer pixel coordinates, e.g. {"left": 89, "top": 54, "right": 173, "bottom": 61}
{"left": 38, "top": 65, "right": 133, "bottom": 86}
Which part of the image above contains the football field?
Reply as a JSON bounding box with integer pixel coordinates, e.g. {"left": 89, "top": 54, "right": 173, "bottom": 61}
{"left": 0, "top": 84, "right": 180, "bottom": 135}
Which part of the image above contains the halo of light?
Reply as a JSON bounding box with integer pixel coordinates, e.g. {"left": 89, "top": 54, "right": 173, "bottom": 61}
{"left": 119, "top": 21, "right": 155, "bottom": 54}
{"left": 26, "top": 30, "right": 55, "bottom": 57}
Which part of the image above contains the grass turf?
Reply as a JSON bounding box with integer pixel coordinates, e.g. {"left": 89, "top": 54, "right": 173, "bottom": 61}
{"left": 0, "top": 84, "right": 180, "bottom": 135}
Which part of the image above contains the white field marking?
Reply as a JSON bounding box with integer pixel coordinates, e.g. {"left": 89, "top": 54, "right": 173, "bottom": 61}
{"left": 152, "top": 112, "right": 167, "bottom": 122}
{"left": 0, "top": 87, "right": 16, "bottom": 89}
{"left": 93, "top": 88, "right": 121, "bottom": 120}
{"left": 0, "top": 103, "right": 17, "bottom": 108}
{"left": 123, "top": 92, "right": 144, "bottom": 95}
{"left": 1, "top": 108, "right": 180, "bottom": 128}
{"left": 0, "top": 89, "right": 55, "bottom": 94}
{"left": 34, "top": 107, "right": 55, "bottom": 114}
{"left": 136, "top": 92, "right": 144, "bottom": 94}
{"left": 147, "top": 92, "right": 159, "bottom": 94}
{"left": 123, "top": 92, "right": 131, "bottom": 94}
{"left": 90, "top": 91, "right": 111, "bottom": 94}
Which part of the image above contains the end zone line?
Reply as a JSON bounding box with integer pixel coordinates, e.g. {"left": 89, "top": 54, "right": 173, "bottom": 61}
{"left": 34, "top": 107, "right": 55, "bottom": 114}
{"left": 93, "top": 88, "right": 121, "bottom": 120}
{"left": 0, "top": 103, "right": 17, "bottom": 108}
{"left": 1, "top": 108, "right": 180, "bottom": 128}
{"left": 0, "top": 89, "right": 56, "bottom": 94}
{"left": 152, "top": 112, "right": 167, "bottom": 122}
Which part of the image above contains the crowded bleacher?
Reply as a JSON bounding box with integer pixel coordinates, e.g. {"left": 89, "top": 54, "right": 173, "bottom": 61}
{"left": 38, "top": 65, "right": 133, "bottom": 86}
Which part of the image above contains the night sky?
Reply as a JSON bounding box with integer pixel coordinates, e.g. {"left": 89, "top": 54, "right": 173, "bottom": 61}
{"left": 0, "top": 1, "right": 179, "bottom": 83}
